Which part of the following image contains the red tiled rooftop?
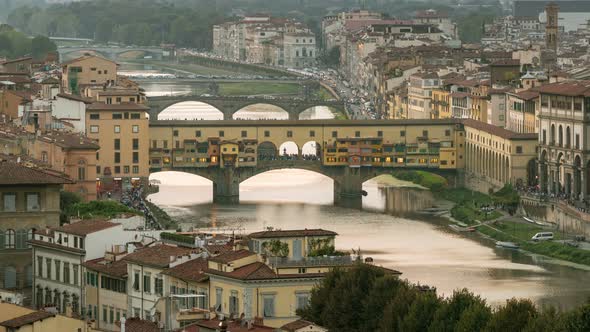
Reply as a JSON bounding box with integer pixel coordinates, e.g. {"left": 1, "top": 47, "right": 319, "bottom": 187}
{"left": 0, "top": 161, "right": 74, "bottom": 185}
{"left": 83, "top": 258, "right": 128, "bottom": 278}
{"left": 162, "top": 257, "right": 208, "bottom": 283}
{"left": 0, "top": 311, "right": 54, "bottom": 328}
{"left": 183, "top": 318, "right": 275, "bottom": 332}
{"left": 535, "top": 81, "right": 590, "bottom": 97}
{"left": 123, "top": 244, "right": 194, "bottom": 268}
{"left": 55, "top": 220, "right": 119, "bottom": 236}
{"left": 116, "top": 317, "right": 159, "bottom": 332}
{"left": 209, "top": 249, "right": 256, "bottom": 264}
{"left": 281, "top": 319, "right": 320, "bottom": 332}
{"left": 463, "top": 119, "right": 538, "bottom": 140}
{"left": 87, "top": 102, "right": 149, "bottom": 111}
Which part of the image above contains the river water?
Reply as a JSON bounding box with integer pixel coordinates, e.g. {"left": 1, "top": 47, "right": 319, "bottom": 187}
{"left": 133, "top": 63, "right": 590, "bottom": 310}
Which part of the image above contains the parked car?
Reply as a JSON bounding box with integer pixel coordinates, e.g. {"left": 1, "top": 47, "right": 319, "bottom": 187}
{"left": 531, "top": 232, "right": 554, "bottom": 242}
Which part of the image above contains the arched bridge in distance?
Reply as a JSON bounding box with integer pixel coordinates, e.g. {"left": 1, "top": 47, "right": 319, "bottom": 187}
{"left": 57, "top": 46, "right": 165, "bottom": 61}
{"left": 148, "top": 118, "right": 466, "bottom": 208}
{"left": 146, "top": 95, "right": 346, "bottom": 121}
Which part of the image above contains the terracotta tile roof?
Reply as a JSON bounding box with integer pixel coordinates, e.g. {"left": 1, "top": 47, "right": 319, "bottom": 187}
{"left": 56, "top": 93, "right": 93, "bottom": 104}
{"left": 38, "top": 132, "right": 100, "bottom": 150}
{"left": 83, "top": 258, "right": 128, "bottom": 278}
{"left": 491, "top": 59, "right": 520, "bottom": 66}
{"left": 162, "top": 257, "right": 208, "bottom": 283}
{"left": 209, "top": 249, "right": 256, "bottom": 264}
{"left": 185, "top": 319, "right": 275, "bottom": 332}
{"left": 116, "top": 317, "right": 159, "bottom": 332}
{"left": 61, "top": 54, "right": 116, "bottom": 66}
{"left": 535, "top": 81, "right": 590, "bottom": 97}
{"left": 0, "top": 161, "right": 74, "bottom": 185}
{"left": 87, "top": 102, "right": 149, "bottom": 111}
{"left": 0, "top": 57, "right": 32, "bottom": 65}
{"left": 0, "top": 311, "right": 54, "bottom": 328}
{"left": 281, "top": 319, "right": 318, "bottom": 332}
{"left": 123, "top": 244, "right": 193, "bottom": 268}
{"left": 55, "top": 220, "right": 119, "bottom": 236}
{"left": 207, "top": 262, "right": 325, "bottom": 281}
{"left": 509, "top": 90, "right": 539, "bottom": 101}
{"left": 463, "top": 119, "right": 538, "bottom": 140}
{"left": 204, "top": 243, "right": 234, "bottom": 256}
{"left": 248, "top": 229, "right": 337, "bottom": 239}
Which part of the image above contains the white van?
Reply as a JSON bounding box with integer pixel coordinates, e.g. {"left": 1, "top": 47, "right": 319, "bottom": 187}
{"left": 531, "top": 232, "right": 554, "bottom": 241}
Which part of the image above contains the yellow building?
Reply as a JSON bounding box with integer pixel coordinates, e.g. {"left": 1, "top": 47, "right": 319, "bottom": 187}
{"left": 464, "top": 118, "right": 537, "bottom": 193}
{"left": 431, "top": 89, "right": 451, "bottom": 119}
{"left": 0, "top": 302, "right": 88, "bottom": 332}
{"left": 61, "top": 55, "right": 117, "bottom": 95}
{"left": 85, "top": 102, "right": 150, "bottom": 194}
{"left": 83, "top": 247, "right": 128, "bottom": 331}
{"left": 248, "top": 229, "right": 336, "bottom": 260}
{"left": 83, "top": 86, "right": 145, "bottom": 105}
{"left": 206, "top": 250, "right": 323, "bottom": 328}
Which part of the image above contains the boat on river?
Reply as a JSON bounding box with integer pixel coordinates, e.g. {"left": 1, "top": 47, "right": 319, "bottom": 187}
{"left": 496, "top": 241, "right": 520, "bottom": 249}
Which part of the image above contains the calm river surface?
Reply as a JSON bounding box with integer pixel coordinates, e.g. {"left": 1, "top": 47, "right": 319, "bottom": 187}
{"left": 135, "top": 63, "right": 590, "bottom": 310}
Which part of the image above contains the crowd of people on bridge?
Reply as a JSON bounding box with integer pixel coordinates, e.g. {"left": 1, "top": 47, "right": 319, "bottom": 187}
{"left": 120, "top": 185, "right": 161, "bottom": 229}
{"left": 518, "top": 184, "right": 590, "bottom": 213}
{"left": 257, "top": 153, "right": 321, "bottom": 161}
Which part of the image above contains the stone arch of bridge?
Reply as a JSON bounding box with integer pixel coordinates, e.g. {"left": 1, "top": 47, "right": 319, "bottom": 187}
{"left": 232, "top": 103, "right": 290, "bottom": 120}
{"left": 154, "top": 100, "right": 225, "bottom": 120}
{"left": 61, "top": 49, "right": 110, "bottom": 59}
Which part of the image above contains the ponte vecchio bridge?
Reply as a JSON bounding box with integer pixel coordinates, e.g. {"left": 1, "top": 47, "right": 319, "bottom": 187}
{"left": 147, "top": 95, "right": 346, "bottom": 120}
{"left": 148, "top": 118, "right": 466, "bottom": 208}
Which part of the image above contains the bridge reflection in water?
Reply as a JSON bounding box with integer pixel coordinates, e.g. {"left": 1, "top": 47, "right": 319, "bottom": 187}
{"left": 149, "top": 119, "right": 464, "bottom": 208}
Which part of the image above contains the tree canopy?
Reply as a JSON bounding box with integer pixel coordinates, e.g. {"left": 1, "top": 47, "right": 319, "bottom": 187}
{"left": 299, "top": 263, "right": 590, "bottom": 332}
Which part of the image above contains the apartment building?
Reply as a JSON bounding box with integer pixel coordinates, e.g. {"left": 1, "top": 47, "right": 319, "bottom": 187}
{"left": 85, "top": 103, "right": 150, "bottom": 194}
{"left": 506, "top": 90, "right": 539, "bottom": 134}
{"left": 61, "top": 55, "right": 117, "bottom": 95}
{"left": 407, "top": 72, "right": 440, "bottom": 119}
{"left": 0, "top": 161, "right": 74, "bottom": 300}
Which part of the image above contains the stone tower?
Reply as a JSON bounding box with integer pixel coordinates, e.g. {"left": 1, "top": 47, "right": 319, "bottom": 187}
{"left": 545, "top": 2, "right": 559, "bottom": 51}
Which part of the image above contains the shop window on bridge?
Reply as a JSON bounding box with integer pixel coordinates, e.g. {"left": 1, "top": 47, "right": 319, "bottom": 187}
{"left": 355, "top": 131, "right": 360, "bottom": 137}
{"left": 397, "top": 158, "right": 405, "bottom": 164}
{"left": 241, "top": 131, "right": 247, "bottom": 138}
{"left": 431, "top": 158, "right": 439, "bottom": 163}
{"left": 400, "top": 130, "right": 406, "bottom": 137}
{"left": 195, "top": 130, "right": 201, "bottom": 137}
{"left": 219, "top": 131, "right": 224, "bottom": 137}
{"left": 264, "top": 131, "right": 270, "bottom": 137}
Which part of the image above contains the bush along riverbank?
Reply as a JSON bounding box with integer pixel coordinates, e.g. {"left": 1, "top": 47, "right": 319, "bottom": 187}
{"left": 388, "top": 172, "right": 590, "bottom": 267}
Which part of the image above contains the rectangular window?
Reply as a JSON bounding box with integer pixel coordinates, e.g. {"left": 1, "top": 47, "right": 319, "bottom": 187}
{"left": 332, "top": 131, "right": 337, "bottom": 138}
{"left": 26, "top": 193, "right": 40, "bottom": 211}
{"left": 55, "top": 260, "right": 61, "bottom": 281}
{"left": 400, "top": 130, "right": 406, "bottom": 137}
{"left": 576, "top": 134, "right": 580, "bottom": 149}
{"left": 422, "top": 130, "right": 428, "bottom": 137}
{"left": 78, "top": 166, "right": 86, "bottom": 181}
{"left": 132, "top": 138, "right": 139, "bottom": 150}
{"left": 73, "top": 264, "right": 79, "bottom": 285}
{"left": 3, "top": 193, "right": 16, "bottom": 212}
{"left": 377, "top": 131, "right": 383, "bottom": 137}
{"left": 215, "top": 288, "right": 222, "bottom": 311}
{"left": 219, "top": 130, "right": 224, "bottom": 137}
{"left": 90, "top": 125, "right": 99, "bottom": 133}
{"left": 114, "top": 125, "right": 120, "bottom": 133}
{"left": 112, "top": 113, "right": 123, "bottom": 120}
{"left": 445, "top": 129, "right": 451, "bottom": 136}
{"left": 263, "top": 295, "right": 275, "bottom": 317}
{"left": 196, "top": 130, "right": 201, "bottom": 137}
{"left": 355, "top": 131, "right": 360, "bottom": 137}
{"left": 90, "top": 113, "right": 100, "bottom": 120}
{"left": 516, "top": 146, "right": 523, "bottom": 154}
{"left": 114, "top": 152, "right": 120, "bottom": 163}
{"left": 46, "top": 258, "right": 52, "bottom": 279}
{"left": 287, "top": 130, "right": 293, "bottom": 137}
{"left": 264, "top": 130, "right": 270, "bottom": 137}
{"left": 63, "top": 262, "right": 70, "bottom": 283}
{"left": 241, "top": 130, "right": 247, "bottom": 138}
{"left": 143, "top": 273, "right": 151, "bottom": 293}
{"left": 115, "top": 166, "right": 121, "bottom": 174}
{"left": 132, "top": 125, "right": 139, "bottom": 133}
{"left": 155, "top": 277, "right": 163, "bottom": 296}
{"left": 229, "top": 291, "right": 239, "bottom": 315}
{"left": 106, "top": 97, "right": 112, "bottom": 105}
{"left": 296, "top": 293, "right": 310, "bottom": 310}
{"left": 132, "top": 166, "right": 139, "bottom": 174}
{"left": 103, "top": 306, "right": 107, "bottom": 322}
{"left": 133, "top": 152, "right": 139, "bottom": 164}
{"left": 114, "top": 139, "right": 120, "bottom": 150}
{"left": 133, "top": 271, "right": 140, "bottom": 291}
{"left": 116, "top": 97, "right": 122, "bottom": 103}
{"left": 131, "top": 113, "right": 141, "bottom": 119}
{"left": 309, "top": 130, "right": 315, "bottom": 137}
{"left": 37, "top": 256, "right": 43, "bottom": 277}
{"left": 124, "top": 166, "right": 130, "bottom": 174}
{"left": 173, "top": 130, "right": 179, "bottom": 137}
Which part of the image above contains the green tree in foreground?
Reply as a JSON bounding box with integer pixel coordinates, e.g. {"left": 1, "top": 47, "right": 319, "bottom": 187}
{"left": 299, "top": 264, "right": 590, "bottom": 332}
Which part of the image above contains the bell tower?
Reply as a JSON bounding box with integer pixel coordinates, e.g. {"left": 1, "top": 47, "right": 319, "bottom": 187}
{"left": 545, "top": 2, "right": 559, "bottom": 51}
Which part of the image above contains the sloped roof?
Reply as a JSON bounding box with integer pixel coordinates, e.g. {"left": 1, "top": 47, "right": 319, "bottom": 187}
{"left": 281, "top": 319, "right": 322, "bottom": 332}
{"left": 55, "top": 220, "right": 119, "bottom": 236}
{"left": 535, "top": 81, "right": 590, "bottom": 97}
{"left": 0, "top": 161, "right": 74, "bottom": 185}
{"left": 0, "top": 311, "right": 54, "bottom": 328}
{"left": 209, "top": 249, "right": 255, "bottom": 264}
{"left": 83, "top": 257, "right": 128, "bottom": 278}
{"left": 463, "top": 119, "right": 538, "bottom": 140}
{"left": 123, "top": 244, "right": 193, "bottom": 268}
{"left": 162, "top": 257, "right": 208, "bottom": 283}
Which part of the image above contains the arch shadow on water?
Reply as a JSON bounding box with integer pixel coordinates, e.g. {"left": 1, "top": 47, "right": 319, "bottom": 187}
{"left": 232, "top": 103, "right": 289, "bottom": 120}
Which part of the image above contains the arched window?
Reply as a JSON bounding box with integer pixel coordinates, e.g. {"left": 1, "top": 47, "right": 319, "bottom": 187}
{"left": 5, "top": 230, "right": 15, "bottom": 249}
{"left": 551, "top": 124, "right": 556, "bottom": 145}
{"left": 16, "top": 229, "right": 27, "bottom": 249}
{"left": 78, "top": 159, "right": 86, "bottom": 181}
{"left": 566, "top": 126, "right": 571, "bottom": 148}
